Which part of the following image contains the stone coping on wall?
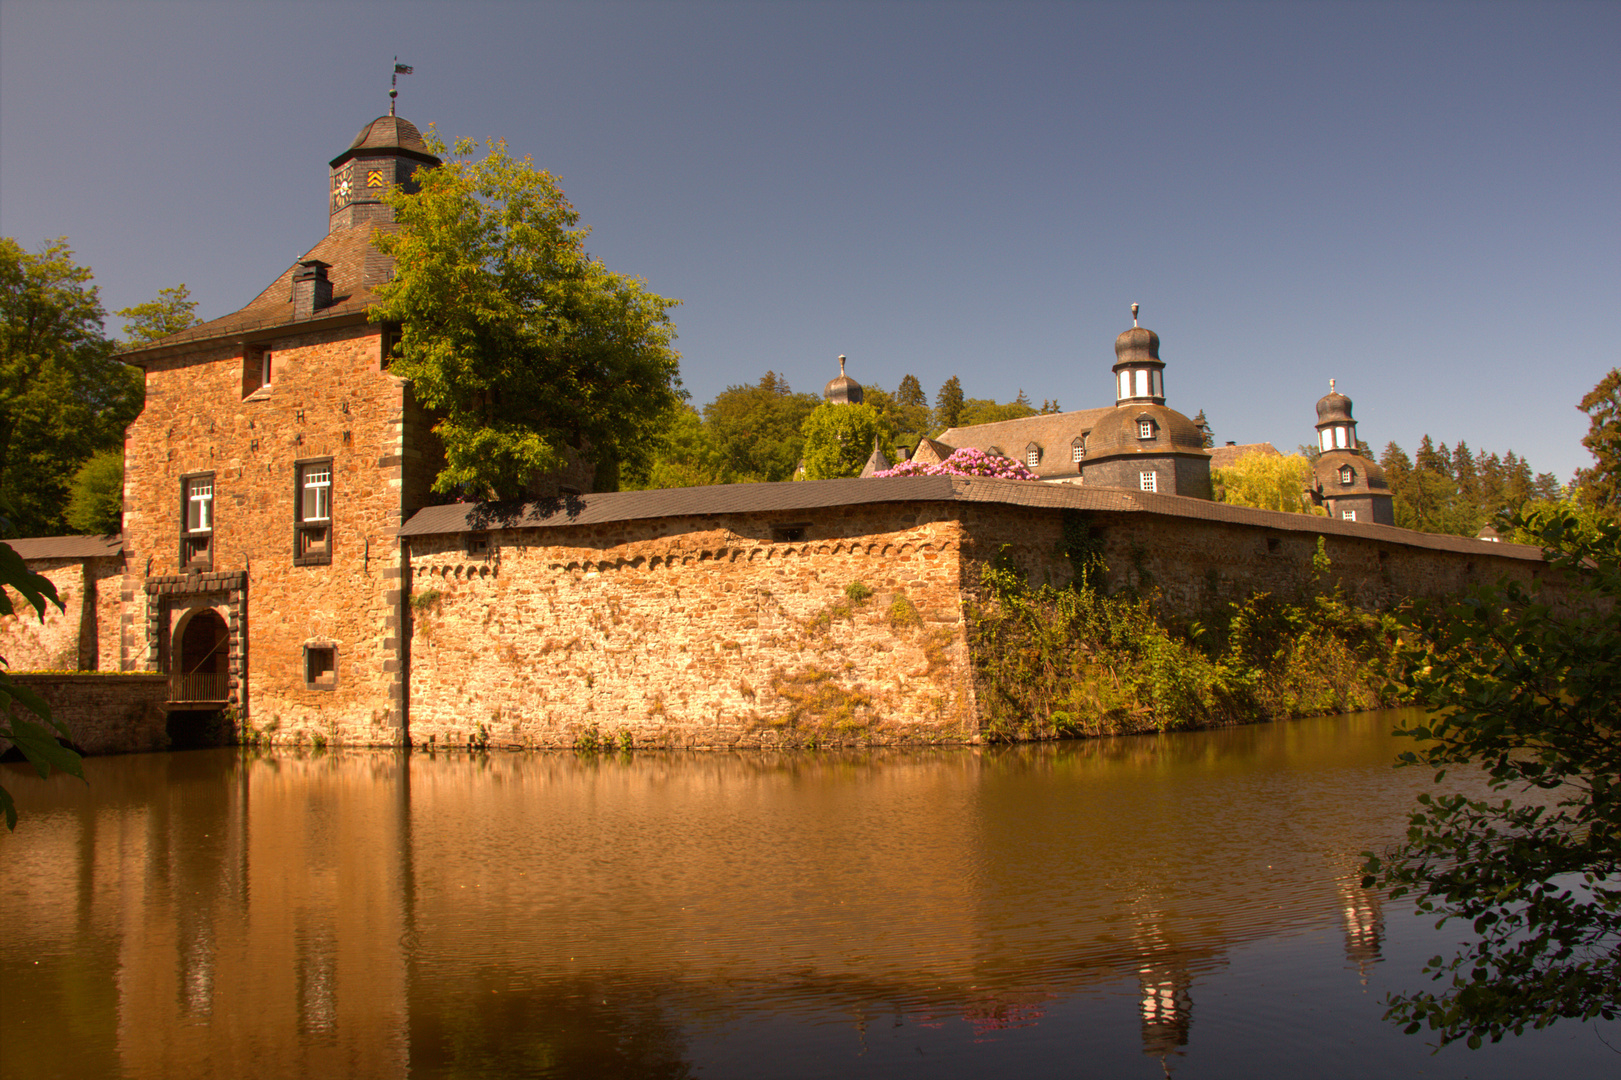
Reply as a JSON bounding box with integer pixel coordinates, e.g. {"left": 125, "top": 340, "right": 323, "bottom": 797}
{"left": 7, "top": 535, "right": 122, "bottom": 559}
{"left": 398, "top": 476, "right": 1545, "bottom": 562}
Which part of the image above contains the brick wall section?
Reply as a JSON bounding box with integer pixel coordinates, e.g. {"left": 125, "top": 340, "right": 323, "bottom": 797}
{"left": 122, "top": 322, "right": 426, "bottom": 746}
{"left": 4, "top": 673, "right": 168, "bottom": 755}
{"left": 404, "top": 503, "right": 978, "bottom": 750}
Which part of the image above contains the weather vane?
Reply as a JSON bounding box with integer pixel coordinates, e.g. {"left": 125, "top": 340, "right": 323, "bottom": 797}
{"left": 1131, "top": 302, "right": 1139, "bottom": 327}
{"left": 389, "top": 58, "right": 414, "bottom": 116}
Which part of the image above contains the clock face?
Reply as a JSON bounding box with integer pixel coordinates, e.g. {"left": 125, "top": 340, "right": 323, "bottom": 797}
{"left": 332, "top": 165, "right": 354, "bottom": 210}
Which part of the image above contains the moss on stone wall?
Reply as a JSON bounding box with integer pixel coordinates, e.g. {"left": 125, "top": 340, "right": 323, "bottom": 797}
{"left": 967, "top": 546, "right": 1398, "bottom": 741}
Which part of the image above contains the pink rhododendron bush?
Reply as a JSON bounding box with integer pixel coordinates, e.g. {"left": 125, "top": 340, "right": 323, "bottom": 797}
{"left": 873, "top": 447, "right": 1040, "bottom": 480}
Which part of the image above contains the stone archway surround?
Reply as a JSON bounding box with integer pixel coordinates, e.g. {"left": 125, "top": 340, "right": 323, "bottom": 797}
{"left": 144, "top": 570, "right": 247, "bottom": 714}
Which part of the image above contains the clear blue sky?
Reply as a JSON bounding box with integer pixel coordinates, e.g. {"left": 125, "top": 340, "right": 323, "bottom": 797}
{"left": 3, "top": 1, "right": 1616, "bottom": 483}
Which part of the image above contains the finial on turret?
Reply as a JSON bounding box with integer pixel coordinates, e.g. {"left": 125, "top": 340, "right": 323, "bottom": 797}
{"left": 1131, "top": 303, "right": 1140, "bottom": 327}
{"left": 1330, "top": 378, "right": 1336, "bottom": 393}
{"left": 839, "top": 354, "right": 847, "bottom": 375}
{"left": 390, "top": 58, "right": 414, "bottom": 117}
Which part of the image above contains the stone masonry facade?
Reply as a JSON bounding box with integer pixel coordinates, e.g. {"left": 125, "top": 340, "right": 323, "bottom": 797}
{"left": 120, "top": 322, "right": 435, "bottom": 745}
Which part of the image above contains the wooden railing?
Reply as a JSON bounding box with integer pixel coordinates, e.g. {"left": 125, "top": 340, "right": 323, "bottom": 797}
{"left": 170, "top": 672, "right": 228, "bottom": 703}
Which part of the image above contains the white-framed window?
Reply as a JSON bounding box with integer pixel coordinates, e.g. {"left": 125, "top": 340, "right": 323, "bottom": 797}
{"left": 302, "top": 464, "right": 331, "bottom": 521}
{"left": 1342, "top": 510, "right": 1357, "bottom": 521}
{"left": 1138, "top": 419, "right": 1154, "bottom": 439}
{"left": 181, "top": 473, "right": 214, "bottom": 568}
{"left": 295, "top": 459, "right": 333, "bottom": 565}
{"left": 1071, "top": 438, "right": 1085, "bottom": 463}
{"left": 1140, "top": 471, "right": 1157, "bottom": 492}
{"left": 1339, "top": 465, "right": 1354, "bottom": 484}
{"left": 187, "top": 478, "right": 213, "bottom": 532}
{"left": 1025, "top": 445, "right": 1041, "bottom": 468}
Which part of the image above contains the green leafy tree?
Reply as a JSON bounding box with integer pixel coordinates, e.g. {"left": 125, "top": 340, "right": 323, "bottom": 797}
{"left": 370, "top": 136, "right": 682, "bottom": 499}
{"left": 1212, "top": 452, "right": 1322, "bottom": 514}
{"left": 622, "top": 405, "right": 735, "bottom": 490}
{"left": 0, "top": 238, "right": 143, "bottom": 536}
{"left": 702, "top": 372, "right": 820, "bottom": 482}
{"left": 0, "top": 539, "right": 82, "bottom": 829}
{"left": 934, "top": 376, "right": 965, "bottom": 432}
{"left": 958, "top": 396, "right": 1038, "bottom": 428}
{"left": 1574, "top": 368, "right": 1621, "bottom": 517}
{"left": 115, "top": 284, "right": 201, "bottom": 348}
{"left": 64, "top": 448, "right": 123, "bottom": 534}
{"left": 1363, "top": 506, "right": 1621, "bottom": 1046}
{"left": 799, "top": 402, "right": 890, "bottom": 480}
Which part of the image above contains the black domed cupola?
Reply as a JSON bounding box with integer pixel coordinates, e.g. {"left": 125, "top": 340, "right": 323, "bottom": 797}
{"left": 823, "top": 354, "right": 864, "bottom": 405}
{"left": 327, "top": 114, "right": 441, "bottom": 234}
{"left": 1315, "top": 379, "right": 1359, "bottom": 454}
{"left": 1113, "top": 304, "right": 1166, "bottom": 406}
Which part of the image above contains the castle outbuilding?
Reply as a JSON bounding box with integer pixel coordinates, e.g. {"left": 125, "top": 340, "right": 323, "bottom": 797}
{"left": 1308, "top": 381, "right": 1394, "bottom": 524}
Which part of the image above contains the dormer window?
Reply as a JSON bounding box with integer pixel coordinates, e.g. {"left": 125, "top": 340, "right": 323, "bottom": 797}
{"left": 1071, "top": 437, "right": 1085, "bottom": 463}
{"left": 1137, "top": 418, "right": 1155, "bottom": 440}
{"left": 1025, "top": 443, "right": 1041, "bottom": 468}
{"left": 1339, "top": 465, "right": 1354, "bottom": 485}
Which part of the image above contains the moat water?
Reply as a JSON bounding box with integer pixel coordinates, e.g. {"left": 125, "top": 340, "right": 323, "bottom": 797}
{"left": 1, "top": 711, "right": 1614, "bottom": 1079}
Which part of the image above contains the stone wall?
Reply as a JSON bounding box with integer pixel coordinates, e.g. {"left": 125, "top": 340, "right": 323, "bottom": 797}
{"left": 5, "top": 673, "right": 169, "bottom": 755}
{"left": 961, "top": 504, "right": 1550, "bottom": 617}
{"left": 0, "top": 556, "right": 123, "bottom": 672}
{"left": 402, "top": 495, "right": 1552, "bottom": 749}
{"left": 122, "top": 322, "right": 422, "bottom": 746}
{"left": 405, "top": 503, "right": 978, "bottom": 750}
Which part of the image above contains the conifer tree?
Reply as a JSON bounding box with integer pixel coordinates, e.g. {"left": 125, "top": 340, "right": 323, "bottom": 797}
{"left": 934, "top": 376, "right": 965, "bottom": 432}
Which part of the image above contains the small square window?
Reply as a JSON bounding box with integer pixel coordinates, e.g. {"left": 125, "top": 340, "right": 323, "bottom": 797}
{"left": 1342, "top": 510, "right": 1357, "bottom": 521}
{"left": 1140, "top": 471, "right": 1157, "bottom": 493}
{"left": 305, "top": 645, "right": 337, "bottom": 690}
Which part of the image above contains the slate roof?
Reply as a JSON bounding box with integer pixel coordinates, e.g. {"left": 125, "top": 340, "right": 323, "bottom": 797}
{"left": 120, "top": 222, "right": 397, "bottom": 360}
{"left": 398, "top": 476, "right": 1543, "bottom": 561}
{"left": 1208, "top": 442, "right": 1281, "bottom": 469}
{"left": 937, "top": 408, "right": 1115, "bottom": 478}
{"left": 7, "top": 535, "right": 122, "bottom": 559}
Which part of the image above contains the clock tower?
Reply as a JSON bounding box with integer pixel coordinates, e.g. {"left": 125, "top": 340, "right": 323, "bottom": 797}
{"left": 328, "top": 114, "right": 440, "bottom": 233}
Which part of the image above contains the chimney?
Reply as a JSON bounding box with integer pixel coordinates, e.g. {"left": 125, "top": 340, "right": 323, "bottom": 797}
{"left": 292, "top": 259, "right": 333, "bottom": 318}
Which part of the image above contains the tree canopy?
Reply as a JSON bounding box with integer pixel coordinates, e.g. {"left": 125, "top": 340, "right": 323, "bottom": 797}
{"left": 115, "top": 284, "right": 200, "bottom": 348}
{"left": 371, "top": 135, "right": 682, "bottom": 500}
{"left": 1363, "top": 506, "right": 1621, "bottom": 1046}
{"left": 1574, "top": 368, "right": 1621, "bottom": 516}
{"left": 934, "top": 376, "right": 965, "bottom": 431}
{"left": 1212, "top": 452, "right": 1321, "bottom": 514}
{"left": 0, "top": 239, "right": 143, "bottom": 536}
{"left": 798, "top": 402, "right": 891, "bottom": 480}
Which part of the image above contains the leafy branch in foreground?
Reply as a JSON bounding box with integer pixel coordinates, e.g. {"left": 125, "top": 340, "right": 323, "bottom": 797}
{"left": 0, "top": 540, "right": 83, "bottom": 828}
{"left": 1362, "top": 506, "right": 1621, "bottom": 1047}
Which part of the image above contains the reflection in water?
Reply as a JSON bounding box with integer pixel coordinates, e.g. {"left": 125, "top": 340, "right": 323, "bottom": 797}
{"left": 0, "top": 711, "right": 1609, "bottom": 1078}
